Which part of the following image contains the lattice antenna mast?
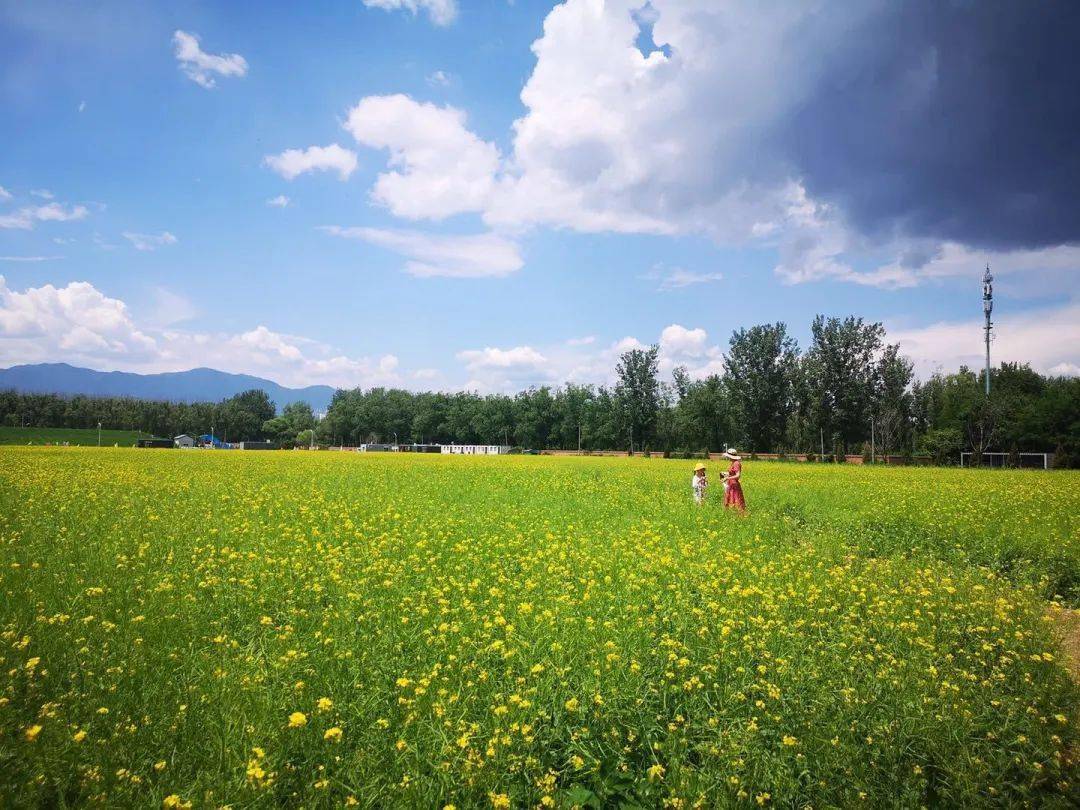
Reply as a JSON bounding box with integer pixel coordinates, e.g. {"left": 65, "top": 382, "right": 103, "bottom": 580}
{"left": 982, "top": 264, "right": 993, "bottom": 396}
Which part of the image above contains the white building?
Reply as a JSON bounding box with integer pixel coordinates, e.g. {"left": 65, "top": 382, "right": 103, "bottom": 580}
{"left": 440, "top": 444, "right": 508, "bottom": 455}
{"left": 173, "top": 434, "right": 195, "bottom": 448}
{"left": 356, "top": 443, "right": 509, "bottom": 455}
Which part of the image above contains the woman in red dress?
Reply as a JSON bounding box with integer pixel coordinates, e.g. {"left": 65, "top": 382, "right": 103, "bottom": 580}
{"left": 722, "top": 448, "right": 747, "bottom": 513}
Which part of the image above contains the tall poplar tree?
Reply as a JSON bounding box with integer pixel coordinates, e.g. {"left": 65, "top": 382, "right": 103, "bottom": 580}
{"left": 615, "top": 345, "right": 661, "bottom": 451}
{"left": 723, "top": 323, "right": 799, "bottom": 452}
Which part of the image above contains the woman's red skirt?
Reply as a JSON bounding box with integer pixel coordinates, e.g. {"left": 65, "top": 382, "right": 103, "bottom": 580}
{"left": 724, "top": 481, "right": 746, "bottom": 511}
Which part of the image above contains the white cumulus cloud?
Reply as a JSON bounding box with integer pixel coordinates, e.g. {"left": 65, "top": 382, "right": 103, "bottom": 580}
{"left": 263, "top": 144, "right": 358, "bottom": 181}
{"left": 458, "top": 346, "right": 548, "bottom": 371}
{"left": 456, "top": 345, "right": 552, "bottom": 392}
{"left": 659, "top": 324, "right": 708, "bottom": 357}
{"left": 1048, "top": 362, "right": 1080, "bottom": 377}
{"left": 0, "top": 275, "right": 157, "bottom": 361}
{"left": 172, "top": 30, "right": 248, "bottom": 89}
{"left": 344, "top": 95, "right": 500, "bottom": 219}
{"left": 0, "top": 277, "right": 409, "bottom": 389}
{"left": 327, "top": 0, "right": 1077, "bottom": 294}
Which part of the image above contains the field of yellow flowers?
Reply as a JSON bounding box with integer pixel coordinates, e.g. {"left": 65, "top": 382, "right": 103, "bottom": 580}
{"left": 2, "top": 448, "right": 1079, "bottom": 808}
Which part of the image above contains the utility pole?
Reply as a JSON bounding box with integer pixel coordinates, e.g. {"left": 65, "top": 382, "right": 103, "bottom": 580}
{"left": 870, "top": 417, "right": 875, "bottom": 464}
{"left": 577, "top": 424, "right": 582, "bottom": 452}
{"left": 983, "top": 264, "right": 994, "bottom": 396}
{"left": 97, "top": 421, "right": 102, "bottom": 447}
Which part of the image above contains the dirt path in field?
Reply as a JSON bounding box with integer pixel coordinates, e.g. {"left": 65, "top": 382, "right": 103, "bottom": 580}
{"left": 1050, "top": 606, "right": 1080, "bottom": 685}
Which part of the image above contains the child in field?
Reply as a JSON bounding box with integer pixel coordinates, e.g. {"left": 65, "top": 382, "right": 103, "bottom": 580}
{"left": 692, "top": 463, "right": 708, "bottom": 505}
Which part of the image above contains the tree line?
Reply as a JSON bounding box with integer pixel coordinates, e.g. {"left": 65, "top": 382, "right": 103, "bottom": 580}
{"left": 3, "top": 315, "right": 1078, "bottom": 465}
{"left": 317, "top": 316, "right": 1078, "bottom": 465}
{"left": 0, "top": 388, "right": 277, "bottom": 444}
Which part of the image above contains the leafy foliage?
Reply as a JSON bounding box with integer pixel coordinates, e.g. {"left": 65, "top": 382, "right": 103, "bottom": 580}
{"left": 724, "top": 323, "right": 799, "bottom": 452}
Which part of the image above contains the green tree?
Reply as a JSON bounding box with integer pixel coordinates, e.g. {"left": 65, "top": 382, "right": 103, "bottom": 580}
{"left": 916, "top": 427, "right": 963, "bottom": 465}
{"left": 410, "top": 392, "right": 446, "bottom": 444}
{"left": 263, "top": 401, "right": 316, "bottom": 445}
{"left": 553, "top": 384, "right": 595, "bottom": 450}
{"left": 446, "top": 392, "right": 483, "bottom": 444}
{"left": 218, "top": 389, "right": 275, "bottom": 442}
{"left": 582, "top": 386, "right": 620, "bottom": 450}
{"left": 804, "top": 316, "right": 886, "bottom": 454}
{"left": 513, "top": 387, "right": 556, "bottom": 449}
{"left": 673, "top": 373, "right": 732, "bottom": 453}
{"left": 614, "top": 345, "right": 661, "bottom": 452}
{"left": 872, "top": 344, "right": 914, "bottom": 456}
{"left": 723, "top": 323, "right": 799, "bottom": 453}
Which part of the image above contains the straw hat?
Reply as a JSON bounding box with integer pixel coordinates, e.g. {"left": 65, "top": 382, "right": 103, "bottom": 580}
{"left": 694, "top": 462, "right": 706, "bottom": 472}
{"left": 722, "top": 448, "right": 741, "bottom": 460}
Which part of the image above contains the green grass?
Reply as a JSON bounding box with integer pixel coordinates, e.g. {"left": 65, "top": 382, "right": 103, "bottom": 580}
{"left": 1, "top": 449, "right": 1078, "bottom": 808}
{"left": 0, "top": 426, "right": 151, "bottom": 447}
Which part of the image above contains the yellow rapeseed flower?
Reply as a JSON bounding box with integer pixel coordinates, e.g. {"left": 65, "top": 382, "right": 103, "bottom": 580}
{"left": 288, "top": 711, "right": 307, "bottom": 728}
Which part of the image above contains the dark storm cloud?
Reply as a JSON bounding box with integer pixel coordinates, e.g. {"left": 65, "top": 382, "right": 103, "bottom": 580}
{"left": 785, "top": 1, "right": 1080, "bottom": 251}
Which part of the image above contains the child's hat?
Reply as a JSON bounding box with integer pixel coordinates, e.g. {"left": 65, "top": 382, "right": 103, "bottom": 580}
{"left": 694, "top": 463, "right": 706, "bottom": 471}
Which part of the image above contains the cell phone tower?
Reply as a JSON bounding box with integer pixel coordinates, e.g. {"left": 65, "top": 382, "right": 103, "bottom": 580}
{"left": 982, "top": 264, "right": 993, "bottom": 396}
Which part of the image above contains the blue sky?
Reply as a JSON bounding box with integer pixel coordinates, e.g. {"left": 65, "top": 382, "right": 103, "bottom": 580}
{"left": 2, "top": 0, "right": 1078, "bottom": 391}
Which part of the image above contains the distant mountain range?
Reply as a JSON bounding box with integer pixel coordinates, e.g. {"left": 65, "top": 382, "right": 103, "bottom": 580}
{"left": 0, "top": 363, "right": 337, "bottom": 412}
